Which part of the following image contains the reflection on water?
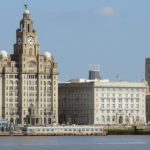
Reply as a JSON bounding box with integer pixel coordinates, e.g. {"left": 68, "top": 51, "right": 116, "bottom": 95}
{"left": 0, "top": 136, "right": 150, "bottom": 150}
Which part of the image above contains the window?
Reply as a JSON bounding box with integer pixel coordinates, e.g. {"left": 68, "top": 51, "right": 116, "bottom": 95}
{"left": 107, "top": 116, "right": 110, "bottom": 122}
{"left": 101, "top": 99, "right": 104, "bottom": 102}
{"left": 112, "top": 99, "right": 115, "bottom": 103}
{"left": 102, "top": 116, "right": 105, "bottom": 122}
{"left": 107, "top": 104, "right": 110, "bottom": 108}
{"left": 119, "top": 104, "right": 122, "bottom": 108}
{"left": 112, "top": 116, "right": 115, "bottom": 122}
{"left": 136, "top": 116, "right": 139, "bottom": 122}
{"left": 101, "top": 93, "right": 104, "bottom": 97}
{"left": 118, "top": 98, "right": 122, "bottom": 103}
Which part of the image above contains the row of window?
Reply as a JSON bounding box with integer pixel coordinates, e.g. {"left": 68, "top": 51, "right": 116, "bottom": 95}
{"left": 6, "top": 86, "right": 18, "bottom": 90}
{"left": 5, "top": 79, "right": 52, "bottom": 85}
{"left": 5, "top": 74, "right": 51, "bottom": 79}
{"left": 6, "top": 91, "right": 51, "bottom": 97}
{"left": 23, "top": 75, "right": 51, "bottom": 79}
{"left": 5, "top": 75, "right": 18, "bottom": 78}
{"left": 23, "top": 92, "right": 51, "bottom": 96}
{"left": 100, "top": 98, "right": 140, "bottom": 103}
{"left": 28, "top": 128, "right": 101, "bottom": 132}
{"left": 100, "top": 104, "right": 140, "bottom": 109}
{"left": 6, "top": 92, "right": 18, "bottom": 96}
{"left": 99, "top": 93, "right": 144, "bottom": 98}
{"left": 99, "top": 115, "right": 140, "bottom": 123}
{"left": 99, "top": 110, "right": 140, "bottom": 114}
{"left": 96, "top": 88, "right": 145, "bottom": 92}
{"left": 5, "top": 97, "right": 51, "bottom": 102}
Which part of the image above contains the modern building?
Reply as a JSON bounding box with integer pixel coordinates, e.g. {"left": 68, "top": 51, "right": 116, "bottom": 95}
{"left": 145, "top": 58, "right": 150, "bottom": 123}
{"left": 0, "top": 74, "right": 2, "bottom": 119}
{"left": 146, "top": 95, "right": 150, "bottom": 123}
{"left": 0, "top": 7, "right": 58, "bottom": 126}
{"left": 59, "top": 79, "right": 147, "bottom": 126}
{"left": 145, "top": 58, "right": 150, "bottom": 91}
{"left": 89, "top": 65, "right": 101, "bottom": 80}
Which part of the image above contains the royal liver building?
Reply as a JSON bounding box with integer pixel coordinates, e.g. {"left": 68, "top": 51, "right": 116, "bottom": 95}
{"left": 0, "top": 8, "right": 58, "bottom": 125}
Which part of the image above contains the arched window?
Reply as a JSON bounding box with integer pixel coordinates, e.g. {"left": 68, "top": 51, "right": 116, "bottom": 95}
{"left": 28, "top": 61, "right": 36, "bottom": 72}
{"left": 119, "top": 116, "right": 123, "bottom": 124}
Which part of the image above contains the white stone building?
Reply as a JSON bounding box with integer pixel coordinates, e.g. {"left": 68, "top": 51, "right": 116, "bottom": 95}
{"left": 59, "top": 79, "right": 147, "bottom": 126}
{"left": 0, "top": 8, "right": 58, "bottom": 125}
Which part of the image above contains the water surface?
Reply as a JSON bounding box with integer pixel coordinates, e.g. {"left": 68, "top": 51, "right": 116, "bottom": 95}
{"left": 0, "top": 135, "right": 149, "bottom": 150}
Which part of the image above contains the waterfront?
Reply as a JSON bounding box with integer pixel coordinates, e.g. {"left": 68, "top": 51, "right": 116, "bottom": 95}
{"left": 0, "top": 136, "right": 150, "bottom": 150}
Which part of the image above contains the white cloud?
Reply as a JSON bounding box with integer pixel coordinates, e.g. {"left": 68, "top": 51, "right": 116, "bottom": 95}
{"left": 96, "top": 7, "right": 118, "bottom": 16}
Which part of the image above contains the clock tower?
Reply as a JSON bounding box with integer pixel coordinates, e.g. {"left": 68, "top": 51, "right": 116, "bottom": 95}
{"left": 14, "top": 8, "right": 39, "bottom": 58}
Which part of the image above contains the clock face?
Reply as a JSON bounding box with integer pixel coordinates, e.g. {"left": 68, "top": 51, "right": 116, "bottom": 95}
{"left": 28, "top": 36, "right": 34, "bottom": 45}
{"left": 17, "top": 37, "right": 22, "bottom": 45}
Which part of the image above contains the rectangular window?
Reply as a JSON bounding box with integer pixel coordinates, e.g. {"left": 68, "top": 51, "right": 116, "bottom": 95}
{"left": 101, "top": 104, "right": 104, "bottom": 108}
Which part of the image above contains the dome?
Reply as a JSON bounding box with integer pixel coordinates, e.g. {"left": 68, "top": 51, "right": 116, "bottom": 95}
{"left": 24, "top": 9, "right": 30, "bottom": 14}
{"left": 44, "top": 51, "right": 51, "bottom": 58}
{"left": 0, "top": 50, "right": 8, "bottom": 57}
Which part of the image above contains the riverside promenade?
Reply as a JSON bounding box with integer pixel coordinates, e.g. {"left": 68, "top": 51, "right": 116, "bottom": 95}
{"left": 0, "top": 125, "right": 106, "bottom": 136}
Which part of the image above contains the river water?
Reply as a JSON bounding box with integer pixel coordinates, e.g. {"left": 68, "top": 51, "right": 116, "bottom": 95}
{"left": 0, "top": 136, "right": 150, "bottom": 150}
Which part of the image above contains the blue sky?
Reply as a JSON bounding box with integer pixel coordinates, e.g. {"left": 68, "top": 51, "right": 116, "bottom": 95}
{"left": 0, "top": 0, "right": 150, "bottom": 81}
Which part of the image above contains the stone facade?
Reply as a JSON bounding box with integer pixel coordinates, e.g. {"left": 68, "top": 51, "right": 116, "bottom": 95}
{"left": 0, "top": 9, "right": 58, "bottom": 125}
{"left": 59, "top": 79, "right": 147, "bottom": 126}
